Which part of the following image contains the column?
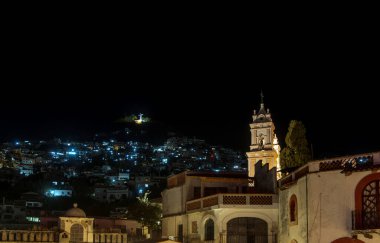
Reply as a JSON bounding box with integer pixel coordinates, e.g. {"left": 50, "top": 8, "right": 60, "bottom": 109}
{"left": 29, "top": 232, "right": 35, "bottom": 242}
{"left": 1, "top": 231, "right": 7, "bottom": 241}
{"left": 22, "top": 232, "right": 28, "bottom": 241}
{"left": 9, "top": 232, "right": 14, "bottom": 241}
{"left": 49, "top": 232, "right": 54, "bottom": 242}
{"left": 36, "top": 232, "right": 41, "bottom": 242}
{"left": 42, "top": 232, "right": 48, "bottom": 241}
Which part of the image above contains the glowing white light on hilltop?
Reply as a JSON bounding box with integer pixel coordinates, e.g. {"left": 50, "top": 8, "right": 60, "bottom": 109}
{"left": 135, "top": 113, "right": 144, "bottom": 124}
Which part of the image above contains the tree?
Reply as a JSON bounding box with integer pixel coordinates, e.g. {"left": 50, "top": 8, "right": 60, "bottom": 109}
{"left": 127, "top": 191, "right": 162, "bottom": 232}
{"left": 280, "top": 120, "right": 311, "bottom": 170}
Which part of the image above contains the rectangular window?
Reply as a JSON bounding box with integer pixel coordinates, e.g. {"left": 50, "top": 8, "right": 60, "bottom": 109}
{"left": 204, "top": 187, "right": 227, "bottom": 197}
{"left": 194, "top": 187, "right": 201, "bottom": 199}
{"left": 178, "top": 224, "right": 183, "bottom": 242}
{"left": 191, "top": 221, "right": 198, "bottom": 233}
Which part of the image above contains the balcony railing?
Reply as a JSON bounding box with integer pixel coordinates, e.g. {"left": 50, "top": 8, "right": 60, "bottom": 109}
{"left": 186, "top": 193, "right": 277, "bottom": 212}
{"left": 0, "top": 230, "right": 58, "bottom": 242}
{"left": 93, "top": 233, "right": 127, "bottom": 243}
{"left": 352, "top": 210, "right": 380, "bottom": 230}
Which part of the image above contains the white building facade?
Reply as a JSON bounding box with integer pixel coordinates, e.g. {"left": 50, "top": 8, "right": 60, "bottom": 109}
{"left": 161, "top": 169, "right": 278, "bottom": 243}
{"left": 161, "top": 94, "right": 380, "bottom": 243}
{"left": 278, "top": 152, "right": 380, "bottom": 243}
{"left": 94, "top": 186, "right": 128, "bottom": 203}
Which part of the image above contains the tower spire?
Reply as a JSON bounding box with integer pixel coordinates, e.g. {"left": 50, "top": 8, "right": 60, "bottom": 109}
{"left": 259, "top": 90, "right": 265, "bottom": 112}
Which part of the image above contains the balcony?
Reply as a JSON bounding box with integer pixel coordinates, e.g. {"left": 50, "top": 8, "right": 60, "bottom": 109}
{"left": 352, "top": 210, "right": 380, "bottom": 230}
{"left": 186, "top": 193, "right": 277, "bottom": 212}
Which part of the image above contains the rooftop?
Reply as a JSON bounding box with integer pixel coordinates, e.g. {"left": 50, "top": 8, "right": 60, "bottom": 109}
{"left": 64, "top": 203, "right": 86, "bottom": 218}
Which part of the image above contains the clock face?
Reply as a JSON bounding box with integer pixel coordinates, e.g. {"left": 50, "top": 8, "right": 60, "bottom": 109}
{"left": 257, "top": 129, "right": 266, "bottom": 137}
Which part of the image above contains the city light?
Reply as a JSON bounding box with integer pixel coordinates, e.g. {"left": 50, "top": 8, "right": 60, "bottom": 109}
{"left": 26, "top": 217, "right": 40, "bottom": 222}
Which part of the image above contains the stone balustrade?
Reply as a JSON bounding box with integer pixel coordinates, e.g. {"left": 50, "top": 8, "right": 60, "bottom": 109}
{"left": 0, "top": 231, "right": 128, "bottom": 243}
{"left": 93, "top": 233, "right": 127, "bottom": 243}
{"left": 0, "top": 230, "right": 57, "bottom": 242}
{"left": 186, "top": 193, "right": 278, "bottom": 212}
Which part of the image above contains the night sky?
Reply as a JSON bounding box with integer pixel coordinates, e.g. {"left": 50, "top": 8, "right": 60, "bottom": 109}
{"left": 1, "top": 33, "right": 379, "bottom": 159}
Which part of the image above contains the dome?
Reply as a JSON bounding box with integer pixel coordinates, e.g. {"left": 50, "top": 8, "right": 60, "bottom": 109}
{"left": 64, "top": 203, "right": 86, "bottom": 218}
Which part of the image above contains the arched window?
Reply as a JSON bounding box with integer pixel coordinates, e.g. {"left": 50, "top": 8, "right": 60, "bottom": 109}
{"left": 204, "top": 219, "right": 214, "bottom": 241}
{"left": 362, "top": 180, "right": 380, "bottom": 225}
{"left": 355, "top": 173, "right": 380, "bottom": 229}
{"left": 70, "top": 224, "right": 84, "bottom": 242}
{"left": 289, "top": 194, "right": 298, "bottom": 224}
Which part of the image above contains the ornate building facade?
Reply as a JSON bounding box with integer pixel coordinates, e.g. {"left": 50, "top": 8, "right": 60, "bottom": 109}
{"left": 0, "top": 204, "right": 128, "bottom": 243}
{"left": 161, "top": 170, "right": 278, "bottom": 243}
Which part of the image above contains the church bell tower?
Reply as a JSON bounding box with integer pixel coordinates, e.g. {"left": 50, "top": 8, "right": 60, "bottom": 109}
{"left": 247, "top": 91, "right": 280, "bottom": 178}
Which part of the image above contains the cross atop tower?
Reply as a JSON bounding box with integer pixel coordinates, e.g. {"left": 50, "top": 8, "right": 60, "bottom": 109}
{"left": 259, "top": 90, "right": 266, "bottom": 114}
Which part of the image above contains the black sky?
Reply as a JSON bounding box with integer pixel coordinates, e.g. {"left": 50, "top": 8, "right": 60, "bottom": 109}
{"left": 1, "top": 25, "right": 379, "bottom": 158}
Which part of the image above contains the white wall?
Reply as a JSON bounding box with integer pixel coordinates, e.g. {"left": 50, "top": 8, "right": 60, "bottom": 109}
{"left": 162, "top": 215, "right": 184, "bottom": 239}
{"left": 279, "top": 176, "right": 307, "bottom": 243}
{"left": 307, "top": 170, "right": 379, "bottom": 243}
{"left": 162, "top": 186, "right": 184, "bottom": 216}
{"left": 279, "top": 170, "right": 380, "bottom": 243}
